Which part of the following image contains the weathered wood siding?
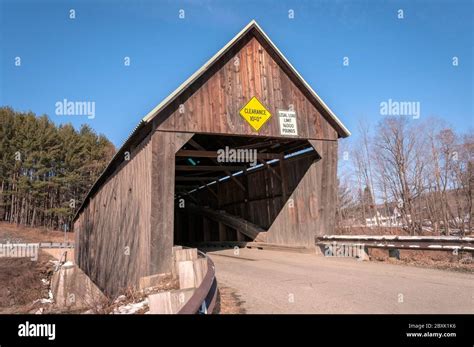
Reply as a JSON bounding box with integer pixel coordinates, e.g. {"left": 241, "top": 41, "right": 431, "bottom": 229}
{"left": 75, "top": 135, "right": 153, "bottom": 296}
{"left": 266, "top": 140, "right": 338, "bottom": 247}
{"left": 75, "top": 130, "right": 193, "bottom": 296}
{"left": 159, "top": 37, "right": 338, "bottom": 140}
{"left": 74, "top": 24, "right": 345, "bottom": 296}
{"left": 150, "top": 131, "right": 193, "bottom": 275}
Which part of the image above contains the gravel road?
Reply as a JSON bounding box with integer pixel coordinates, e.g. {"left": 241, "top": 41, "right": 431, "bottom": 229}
{"left": 207, "top": 248, "right": 474, "bottom": 314}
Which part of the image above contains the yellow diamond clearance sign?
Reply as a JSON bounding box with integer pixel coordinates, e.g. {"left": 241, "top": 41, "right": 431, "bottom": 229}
{"left": 239, "top": 97, "right": 272, "bottom": 131}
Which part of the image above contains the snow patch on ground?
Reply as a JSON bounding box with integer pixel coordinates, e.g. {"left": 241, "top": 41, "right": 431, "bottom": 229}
{"left": 113, "top": 298, "right": 149, "bottom": 314}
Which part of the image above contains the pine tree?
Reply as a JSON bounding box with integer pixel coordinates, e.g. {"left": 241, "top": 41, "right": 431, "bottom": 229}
{"left": 0, "top": 107, "right": 115, "bottom": 230}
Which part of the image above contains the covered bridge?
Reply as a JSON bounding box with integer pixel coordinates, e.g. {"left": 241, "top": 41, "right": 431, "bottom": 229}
{"left": 73, "top": 20, "right": 350, "bottom": 296}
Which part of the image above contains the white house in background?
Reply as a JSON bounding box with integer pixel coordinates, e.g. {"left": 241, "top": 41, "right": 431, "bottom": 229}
{"left": 365, "top": 208, "right": 404, "bottom": 227}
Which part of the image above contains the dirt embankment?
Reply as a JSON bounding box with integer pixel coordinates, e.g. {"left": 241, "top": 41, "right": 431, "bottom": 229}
{"left": 0, "top": 222, "right": 72, "bottom": 313}
{"left": 336, "top": 226, "right": 473, "bottom": 273}
{"left": 0, "top": 221, "right": 74, "bottom": 244}
{"left": 0, "top": 252, "right": 55, "bottom": 313}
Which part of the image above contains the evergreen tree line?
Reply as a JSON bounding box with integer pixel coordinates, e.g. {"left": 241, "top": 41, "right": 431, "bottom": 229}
{"left": 0, "top": 107, "right": 115, "bottom": 230}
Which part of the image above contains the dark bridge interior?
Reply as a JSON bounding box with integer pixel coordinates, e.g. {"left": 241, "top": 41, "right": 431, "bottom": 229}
{"left": 173, "top": 134, "right": 319, "bottom": 245}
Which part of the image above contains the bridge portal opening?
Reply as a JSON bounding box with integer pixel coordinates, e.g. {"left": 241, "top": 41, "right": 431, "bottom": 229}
{"left": 173, "top": 134, "right": 318, "bottom": 247}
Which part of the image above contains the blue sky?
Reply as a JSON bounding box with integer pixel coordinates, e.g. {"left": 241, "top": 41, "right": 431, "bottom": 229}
{"left": 1, "top": 0, "right": 472, "bottom": 147}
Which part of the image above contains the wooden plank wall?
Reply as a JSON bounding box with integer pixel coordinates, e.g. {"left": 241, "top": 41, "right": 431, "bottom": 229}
{"left": 158, "top": 37, "right": 338, "bottom": 141}
{"left": 266, "top": 140, "right": 338, "bottom": 247}
{"left": 75, "top": 130, "right": 193, "bottom": 296}
{"left": 150, "top": 131, "right": 193, "bottom": 275}
{"left": 75, "top": 135, "right": 153, "bottom": 296}
{"left": 74, "top": 30, "right": 344, "bottom": 295}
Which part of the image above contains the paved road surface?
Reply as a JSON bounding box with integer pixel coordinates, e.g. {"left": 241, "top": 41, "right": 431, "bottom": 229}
{"left": 206, "top": 248, "right": 474, "bottom": 314}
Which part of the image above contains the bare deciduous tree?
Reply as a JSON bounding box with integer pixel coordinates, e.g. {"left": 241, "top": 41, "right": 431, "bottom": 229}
{"left": 337, "top": 115, "right": 473, "bottom": 236}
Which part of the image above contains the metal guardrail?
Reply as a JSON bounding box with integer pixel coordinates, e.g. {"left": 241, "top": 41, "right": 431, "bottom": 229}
{"left": 39, "top": 242, "right": 74, "bottom": 248}
{"left": 316, "top": 235, "right": 474, "bottom": 252}
{"left": 177, "top": 251, "right": 218, "bottom": 314}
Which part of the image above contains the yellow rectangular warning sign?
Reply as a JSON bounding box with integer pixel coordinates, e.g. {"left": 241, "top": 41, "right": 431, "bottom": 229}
{"left": 239, "top": 97, "right": 272, "bottom": 131}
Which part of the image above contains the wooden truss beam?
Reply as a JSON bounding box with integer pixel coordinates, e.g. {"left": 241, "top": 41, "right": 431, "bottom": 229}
{"left": 185, "top": 139, "right": 246, "bottom": 192}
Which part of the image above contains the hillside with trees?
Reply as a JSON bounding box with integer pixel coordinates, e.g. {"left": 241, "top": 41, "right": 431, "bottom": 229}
{"left": 337, "top": 116, "right": 473, "bottom": 236}
{"left": 0, "top": 107, "right": 115, "bottom": 231}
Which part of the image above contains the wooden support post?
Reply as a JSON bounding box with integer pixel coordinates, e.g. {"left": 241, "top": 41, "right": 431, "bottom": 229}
{"left": 174, "top": 210, "right": 181, "bottom": 244}
{"left": 150, "top": 131, "right": 193, "bottom": 275}
{"left": 188, "top": 214, "right": 195, "bottom": 242}
{"left": 243, "top": 167, "right": 250, "bottom": 219}
{"left": 218, "top": 222, "right": 226, "bottom": 242}
{"left": 279, "top": 155, "right": 288, "bottom": 202}
{"left": 236, "top": 230, "right": 246, "bottom": 241}
{"left": 240, "top": 167, "right": 251, "bottom": 242}
{"left": 258, "top": 159, "right": 282, "bottom": 181}
{"left": 201, "top": 182, "right": 218, "bottom": 200}
{"left": 263, "top": 166, "right": 272, "bottom": 228}
{"left": 202, "top": 216, "right": 211, "bottom": 241}
{"left": 150, "top": 131, "right": 175, "bottom": 275}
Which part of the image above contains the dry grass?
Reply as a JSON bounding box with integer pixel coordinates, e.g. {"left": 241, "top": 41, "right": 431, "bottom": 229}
{"left": 0, "top": 251, "right": 55, "bottom": 314}
{"left": 0, "top": 221, "right": 74, "bottom": 244}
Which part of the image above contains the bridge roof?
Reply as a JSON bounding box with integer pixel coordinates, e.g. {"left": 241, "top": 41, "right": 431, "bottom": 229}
{"left": 73, "top": 20, "right": 349, "bottom": 222}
